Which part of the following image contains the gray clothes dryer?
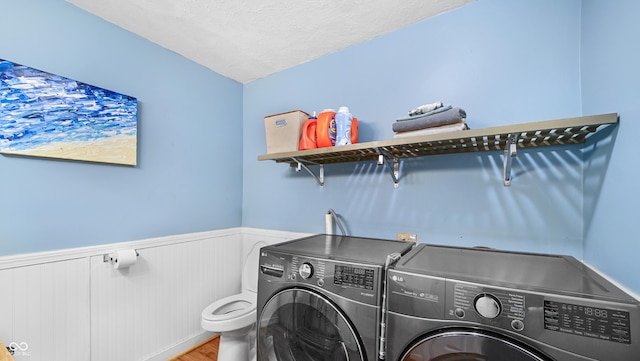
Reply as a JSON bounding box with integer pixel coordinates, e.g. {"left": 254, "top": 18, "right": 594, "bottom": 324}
{"left": 256, "top": 234, "right": 414, "bottom": 361}
{"left": 385, "top": 244, "right": 640, "bottom": 361}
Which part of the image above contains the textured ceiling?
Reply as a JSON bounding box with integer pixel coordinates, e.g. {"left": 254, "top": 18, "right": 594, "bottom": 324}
{"left": 66, "top": 0, "right": 475, "bottom": 83}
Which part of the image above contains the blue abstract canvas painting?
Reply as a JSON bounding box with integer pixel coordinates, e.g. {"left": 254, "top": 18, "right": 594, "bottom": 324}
{"left": 0, "top": 59, "right": 137, "bottom": 165}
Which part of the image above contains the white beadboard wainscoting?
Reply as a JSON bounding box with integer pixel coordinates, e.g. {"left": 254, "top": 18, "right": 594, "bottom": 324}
{"left": 0, "top": 258, "right": 90, "bottom": 360}
{"left": 0, "top": 227, "right": 310, "bottom": 361}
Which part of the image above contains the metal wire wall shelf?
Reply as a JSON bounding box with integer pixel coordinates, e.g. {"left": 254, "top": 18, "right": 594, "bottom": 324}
{"left": 257, "top": 113, "right": 618, "bottom": 188}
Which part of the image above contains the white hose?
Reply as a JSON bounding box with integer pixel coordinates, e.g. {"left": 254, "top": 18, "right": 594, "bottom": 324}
{"left": 326, "top": 208, "right": 346, "bottom": 235}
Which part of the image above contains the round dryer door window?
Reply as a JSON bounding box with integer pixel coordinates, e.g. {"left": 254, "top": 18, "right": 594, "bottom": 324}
{"left": 258, "top": 288, "right": 364, "bottom": 361}
{"left": 401, "top": 331, "right": 550, "bottom": 361}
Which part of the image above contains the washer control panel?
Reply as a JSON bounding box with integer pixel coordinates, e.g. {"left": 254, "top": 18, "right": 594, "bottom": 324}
{"left": 258, "top": 251, "right": 380, "bottom": 306}
{"left": 334, "top": 264, "right": 375, "bottom": 290}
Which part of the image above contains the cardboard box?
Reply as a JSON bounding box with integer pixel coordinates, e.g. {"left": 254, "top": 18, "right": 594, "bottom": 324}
{"left": 264, "top": 110, "right": 309, "bottom": 154}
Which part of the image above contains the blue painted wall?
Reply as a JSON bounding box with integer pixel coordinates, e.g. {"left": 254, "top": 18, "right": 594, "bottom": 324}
{"left": 243, "top": 0, "right": 587, "bottom": 256}
{"left": 1, "top": 0, "right": 636, "bottom": 295}
{"left": 581, "top": 0, "right": 640, "bottom": 292}
{"left": 0, "top": 0, "right": 244, "bottom": 255}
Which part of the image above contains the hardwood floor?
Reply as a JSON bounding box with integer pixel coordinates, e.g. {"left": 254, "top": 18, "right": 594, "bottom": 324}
{"left": 0, "top": 340, "right": 14, "bottom": 361}
{"left": 168, "top": 336, "right": 219, "bottom": 361}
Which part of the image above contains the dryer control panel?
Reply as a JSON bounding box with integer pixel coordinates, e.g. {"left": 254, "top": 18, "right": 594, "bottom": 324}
{"left": 446, "top": 281, "right": 529, "bottom": 332}
{"left": 388, "top": 270, "right": 638, "bottom": 350}
{"left": 387, "top": 270, "right": 531, "bottom": 332}
{"left": 543, "top": 300, "right": 631, "bottom": 344}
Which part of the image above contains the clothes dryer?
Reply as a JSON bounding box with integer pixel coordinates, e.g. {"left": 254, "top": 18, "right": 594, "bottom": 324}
{"left": 385, "top": 244, "right": 640, "bottom": 361}
{"left": 257, "top": 234, "right": 414, "bottom": 361}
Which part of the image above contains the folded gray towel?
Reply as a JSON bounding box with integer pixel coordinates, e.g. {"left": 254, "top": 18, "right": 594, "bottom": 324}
{"left": 392, "top": 107, "right": 467, "bottom": 133}
{"left": 393, "top": 121, "right": 468, "bottom": 138}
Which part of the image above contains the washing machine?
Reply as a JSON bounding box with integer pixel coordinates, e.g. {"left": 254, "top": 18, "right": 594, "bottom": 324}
{"left": 385, "top": 244, "right": 640, "bottom": 361}
{"left": 256, "top": 234, "right": 414, "bottom": 361}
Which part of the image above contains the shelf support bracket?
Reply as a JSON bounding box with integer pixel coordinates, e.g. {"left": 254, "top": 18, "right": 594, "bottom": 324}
{"left": 503, "top": 133, "right": 518, "bottom": 187}
{"left": 292, "top": 157, "right": 324, "bottom": 187}
{"left": 375, "top": 149, "right": 399, "bottom": 188}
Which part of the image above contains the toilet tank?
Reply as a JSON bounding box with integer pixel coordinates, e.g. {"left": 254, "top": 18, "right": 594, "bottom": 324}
{"left": 242, "top": 241, "right": 267, "bottom": 293}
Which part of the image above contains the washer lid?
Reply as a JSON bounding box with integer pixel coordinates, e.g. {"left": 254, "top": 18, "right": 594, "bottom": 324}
{"left": 263, "top": 234, "right": 414, "bottom": 265}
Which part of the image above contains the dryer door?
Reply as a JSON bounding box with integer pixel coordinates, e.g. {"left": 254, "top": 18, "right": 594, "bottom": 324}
{"left": 258, "top": 288, "right": 365, "bottom": 361}
{"left": 401, "top": 330, "right": 551, "bottom": 361}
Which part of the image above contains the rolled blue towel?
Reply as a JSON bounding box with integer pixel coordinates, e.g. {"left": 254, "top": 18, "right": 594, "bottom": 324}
{"left": 408, "top": 101, "right": 443, "bottom": 116}
{"left": 392, "top": 107, "right": 467, "bottom": 133}
{"left": 396, "top": 105, "right": 452, "bottom": 122}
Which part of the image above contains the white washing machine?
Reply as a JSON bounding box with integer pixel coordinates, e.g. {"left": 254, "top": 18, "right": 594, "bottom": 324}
{"left": 385, "top": 244, "right": 640, "bottom": 361}
{"left": 256, "top": 234, "right": 414, "bottom": 361}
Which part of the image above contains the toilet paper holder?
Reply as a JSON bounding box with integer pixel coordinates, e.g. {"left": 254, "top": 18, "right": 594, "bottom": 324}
{"left": 103, "top": 250, "right": 139, "bottom": 263}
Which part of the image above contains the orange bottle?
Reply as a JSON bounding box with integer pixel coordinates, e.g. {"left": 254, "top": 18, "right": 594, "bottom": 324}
{"left": 298, "top": 115, "right": 317, "bottom": 150}
{"left": 351, "top": 117, "right": 358, "bottom": 144}
{"left": 316, "top": 109, "right": 336, "bottom": 148}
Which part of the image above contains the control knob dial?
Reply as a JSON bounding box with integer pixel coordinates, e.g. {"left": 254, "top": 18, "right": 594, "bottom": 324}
{"left": 298, "top": 262, "right": 314, "bottom": 279}
{"left": 474, "top": 294, "right": 501, "bottom": 319}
